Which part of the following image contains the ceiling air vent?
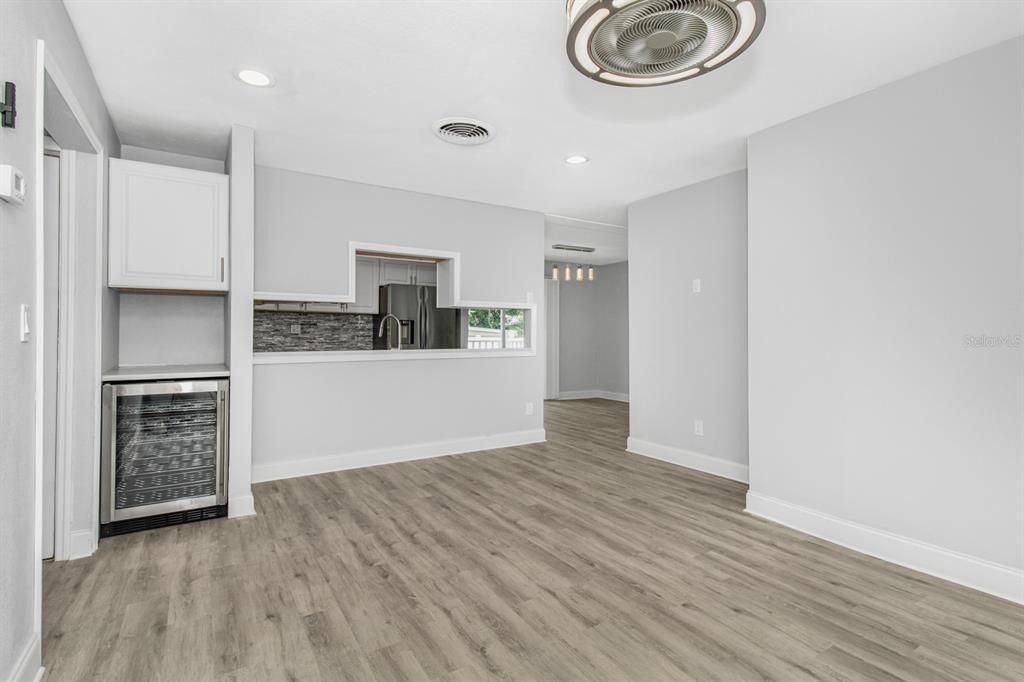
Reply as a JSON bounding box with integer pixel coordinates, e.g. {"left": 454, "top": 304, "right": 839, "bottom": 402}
{"left": 553, "top": 244, "right": 596, "bottom": 253}
{"left": 434, "top": 118, "right": 494, "bottom": 146}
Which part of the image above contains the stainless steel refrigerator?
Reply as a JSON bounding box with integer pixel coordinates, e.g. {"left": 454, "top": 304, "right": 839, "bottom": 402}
{"left": 378, "top": 284, "right": 461, "bottom": 349}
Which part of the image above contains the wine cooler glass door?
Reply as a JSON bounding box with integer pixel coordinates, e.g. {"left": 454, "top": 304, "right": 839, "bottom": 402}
{"left": 103, "top": 380, "right": 227, "bottom": 523}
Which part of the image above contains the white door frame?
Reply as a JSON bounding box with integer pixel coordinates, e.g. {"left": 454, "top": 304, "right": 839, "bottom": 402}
{"left": 34, "top": 39, "right": 107, "bottom": 573}
{"left": 545, "top": 279, "right": 560, "bottom": 400}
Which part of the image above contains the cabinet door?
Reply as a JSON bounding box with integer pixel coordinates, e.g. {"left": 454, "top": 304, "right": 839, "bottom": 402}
{"left": 413, "top": 262, "right": 437, "bottom": 285}
{"left": 379, "top": 260, "right": 413, "bottom": 285}
{"left": 347, "top": 258, "right": 380, "bottom": 314}
{"left": 109, "top": 158, "right": 229, "bottom": 291}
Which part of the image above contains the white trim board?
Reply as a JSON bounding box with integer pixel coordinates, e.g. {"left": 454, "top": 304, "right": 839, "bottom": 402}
{"left": 7, "top": 632, "right": 42, "bottom": 682}
{"left": 557, "top": 390, "right": 629, "bottom": 402}
{"left": 746, "top": 492, "right": 1024, "bottom": 605}
{"left": 252, "top": 429, "right": 546, "bottom": 483}
{"left": 626, "top": 437, "right": 749, "bottom": 483}
{"left": 66, "top": 529, "right": 96, "bottom": 561}
{"left": 228, "top": 494, "right": 256, "bottom": 519}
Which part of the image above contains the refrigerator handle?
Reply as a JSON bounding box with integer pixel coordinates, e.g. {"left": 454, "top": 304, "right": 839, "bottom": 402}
{"left": 424, "top": 289, "right": 431, "bottom": 346}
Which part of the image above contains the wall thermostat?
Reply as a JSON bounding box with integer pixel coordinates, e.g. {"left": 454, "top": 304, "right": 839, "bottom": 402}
{"left": 0, "top": 165, "right": 26, "bottom": 204}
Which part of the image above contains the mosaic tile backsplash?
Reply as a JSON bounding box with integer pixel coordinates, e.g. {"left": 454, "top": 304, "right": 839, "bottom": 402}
{"left": 253, "top": 310, "right": 374, "bottom": 352}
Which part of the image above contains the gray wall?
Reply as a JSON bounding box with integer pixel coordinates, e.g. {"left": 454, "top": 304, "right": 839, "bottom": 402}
{"left": 549, "top": 261, "right": 629, "bottom": 397}
{"left": 627, "top": 171, "right": 749, "bottom": 476}
{"left": 0, "top": 2, "right": 120, "bottom": 679}
{"left": 747, "top": 39, "right": 1023, "bottom": 577}
{"left": 252, "top": 167, "right": 545, "bottom": 479}
{"left": 117, "top": 293, "right": 226, "bottom": 366}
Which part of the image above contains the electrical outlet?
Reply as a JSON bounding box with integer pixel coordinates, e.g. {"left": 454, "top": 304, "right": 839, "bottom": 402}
{"left": 290, "top": 324, "right": 301, "bottom": 334}
{"left": 694, "top": 419, "right": 704, "bottom": 437}
{"left": 524, "top": 402, "right": 534, "bottom": 416}
{"left": 692, "top": 278, "right": 702, "bottom": 294}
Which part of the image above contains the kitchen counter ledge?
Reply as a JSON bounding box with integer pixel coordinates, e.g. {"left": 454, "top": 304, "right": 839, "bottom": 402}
{"left": 253, "top": 348, "right": 535, "bottom": 364}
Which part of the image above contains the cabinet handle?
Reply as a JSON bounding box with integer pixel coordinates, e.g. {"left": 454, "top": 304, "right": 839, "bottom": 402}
{"left": 220, "top": 257, "right": 225, "bottom": 282}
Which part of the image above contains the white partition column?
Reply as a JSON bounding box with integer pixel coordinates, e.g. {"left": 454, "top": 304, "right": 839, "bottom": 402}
{"left": 226, "top": 124, "right": 256, "bottom": 517}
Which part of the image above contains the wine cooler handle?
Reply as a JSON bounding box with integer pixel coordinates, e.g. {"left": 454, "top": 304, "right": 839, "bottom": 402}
{"left": 216, "top": 388, "right": 228, "bottom": 501}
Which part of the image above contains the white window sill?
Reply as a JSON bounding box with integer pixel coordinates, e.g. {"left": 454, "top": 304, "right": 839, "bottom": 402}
{"left": 252, "top": 348, "right": 536, "bottom": 365}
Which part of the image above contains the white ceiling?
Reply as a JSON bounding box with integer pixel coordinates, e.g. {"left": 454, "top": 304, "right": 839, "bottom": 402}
{"left": 65, "top": 1, "right": 1024, "bottom": 226}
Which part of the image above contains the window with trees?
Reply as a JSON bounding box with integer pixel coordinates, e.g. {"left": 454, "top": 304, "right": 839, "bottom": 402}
{"left": 466, "top": 308, "right": 526, "bottom": 349}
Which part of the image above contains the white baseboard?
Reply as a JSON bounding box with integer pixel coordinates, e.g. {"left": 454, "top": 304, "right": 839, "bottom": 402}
{"left": 66, "top": 529, "right": 96, "bottom": 560}
{"left": 252, "top": 429, "right": 547, "bottom": 483}
{"left": 626, "top": 437, "right": 749, "bottom": 483}
{"left": 7, "top": 632, "right": 41, "bottom": 682}
{"left": 557, "top": 390, "right": 629, "bottom": 402}
{"left": 746, "top": 492, "right": 1024, "bottom": 605}
{"left": 228, "top": 494, "right": 257, "bottom": 518}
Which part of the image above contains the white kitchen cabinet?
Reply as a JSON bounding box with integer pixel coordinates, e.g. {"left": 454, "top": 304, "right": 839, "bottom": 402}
{"left": 413, "top": 262, "right": 437, "bottom": 285}
{"left": 379, "top": 260, "right": 413, "bottom": 285}
{"left": 378, "top": 259, "right": 437, "bottom": 286}
{"left": 109, "top": 158, "right": 229, "bottom": 291}
{"left": 347, "top": 257, "right": 379, "bottom": 314}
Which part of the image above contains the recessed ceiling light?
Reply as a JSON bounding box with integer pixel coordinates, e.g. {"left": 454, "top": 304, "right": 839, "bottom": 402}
{"left": 235, "top": 69, "right": 273, "bottom": 87}
{"left": 565, "top": 155, "right": 589, "bottom": 165}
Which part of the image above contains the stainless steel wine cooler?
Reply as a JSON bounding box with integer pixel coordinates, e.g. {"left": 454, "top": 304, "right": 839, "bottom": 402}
{"left": 101, "top": 379, "right": 229, "bottom": 536}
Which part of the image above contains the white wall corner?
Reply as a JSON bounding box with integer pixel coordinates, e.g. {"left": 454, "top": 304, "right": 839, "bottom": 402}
{"left": 8, "top": 632, "right": 42, "bottom": 682}
{"left": 228, "top": 494, "right": 257, "bottom": 519}
{"left": 227, "top": 123, "right": 255, "bottom": 522}
{"left": 252, "top": 429, "right": 547, "bottom": 483}
{"left": 745, "top": 492, "right": 1024, "bottom": 605}
{"left": 626, "top": 437, "right": 749, "bottom": 483}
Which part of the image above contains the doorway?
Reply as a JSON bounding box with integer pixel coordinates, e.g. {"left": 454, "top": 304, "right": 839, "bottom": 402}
{"left": 38, "top": 57, "right": 105, "bottom": 563}
{"left": 41, "top": 139, "right": 60, "bottom": 560}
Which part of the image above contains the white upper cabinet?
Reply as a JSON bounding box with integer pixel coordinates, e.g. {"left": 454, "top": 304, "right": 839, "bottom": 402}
{"left": 413, "top": 262, "right": 437, "bottom": 285}
{"left": 109, "top": 158, "right": 229, "bottom": 291}
{"left": 379, "top": 260, "right": 413, "bottom": 285}
{"left": 378, "top": 259, "right": 437, "bottom": 286}
{"left": 347, "top": 257, "right": 380, "bottom": 314}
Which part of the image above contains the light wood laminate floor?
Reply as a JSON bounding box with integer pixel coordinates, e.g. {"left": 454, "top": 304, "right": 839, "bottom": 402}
{"left": 43, "top": 399, "right": 1023, "bottom": 681}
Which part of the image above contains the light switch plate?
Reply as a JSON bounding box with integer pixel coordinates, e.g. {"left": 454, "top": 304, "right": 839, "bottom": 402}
{"left": 525, "top": 402, "right": 534, "bottom": 416}
{"left": 19, "top": 303, "right": 30, "bottom": 342}
{"left": 0, "top": 165, "right": 26, "bottom": 205}
{"left": 694, "top": 419, "right": 704, "bottom": 437}
{"left": 692, "top": 278, "right": 702, "bottom": 294}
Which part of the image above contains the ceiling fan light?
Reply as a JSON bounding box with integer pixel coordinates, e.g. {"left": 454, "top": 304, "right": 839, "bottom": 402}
{"left": 565, "top": 0, "right": 766, "bottom": 87}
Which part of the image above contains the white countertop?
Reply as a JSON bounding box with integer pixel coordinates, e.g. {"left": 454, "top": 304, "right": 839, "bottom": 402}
{"left": 102, "top": 363, "right": 231, "bottom": 382}
{"left": 253, "top": 348, "right": 535, "bottom": 365}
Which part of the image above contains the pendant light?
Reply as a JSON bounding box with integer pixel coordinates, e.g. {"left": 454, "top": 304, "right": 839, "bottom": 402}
{"left": 576, "top": 265, "right": 584, "bottom": 281}
{"left": 588, "top": 266, "right": 595, "bottom": 281}
{"left": 564, "top": 264, "right": 572, "bottom": 281}
{"left": 552, "top": 263, "right": 560, "bottom": 281}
